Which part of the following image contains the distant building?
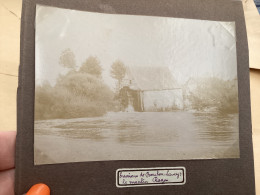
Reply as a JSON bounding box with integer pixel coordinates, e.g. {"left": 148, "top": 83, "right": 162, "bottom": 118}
{"left": 119, "top": 66, "right": 183, "bottom": 112}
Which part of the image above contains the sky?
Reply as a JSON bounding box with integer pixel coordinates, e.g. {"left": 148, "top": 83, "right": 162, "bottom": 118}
{"left": 36, "top": 5, "right": 237, "bottom": 88}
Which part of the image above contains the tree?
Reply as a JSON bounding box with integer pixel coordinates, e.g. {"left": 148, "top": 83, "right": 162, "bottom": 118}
{"left": 59, "top": 49, "right": 76, "bottom": 69}
{"left": 80, "top": 56, "right": 102, "bottom": 78}
{"left": 184, "top": 77, "right": 238, "bottom": 114}
{"left": 36, "top": 71, "right": 115, "bottom": 120}
{"left": 110, "top": 60, "right": 126, "bottom": 90}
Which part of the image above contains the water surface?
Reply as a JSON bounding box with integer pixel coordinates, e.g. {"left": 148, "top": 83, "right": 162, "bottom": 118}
{"left": 34, "top": 111, "right": 239, "bottom": 164}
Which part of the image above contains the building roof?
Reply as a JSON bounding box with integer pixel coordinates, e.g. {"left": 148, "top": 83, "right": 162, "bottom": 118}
{"left": 125, "top": 66, "right": 180, "bottom": 91}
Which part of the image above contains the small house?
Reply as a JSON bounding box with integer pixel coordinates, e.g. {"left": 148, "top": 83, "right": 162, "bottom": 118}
{"left": 119, "top": 66, "right": 183, "bottom": 112}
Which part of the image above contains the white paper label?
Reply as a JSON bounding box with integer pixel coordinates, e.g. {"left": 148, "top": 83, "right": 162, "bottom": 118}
{"left": 116, "top": 167, "right": 186, "bottom": 187}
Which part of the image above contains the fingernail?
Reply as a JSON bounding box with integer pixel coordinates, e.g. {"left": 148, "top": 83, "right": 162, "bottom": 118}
{"left": 26, "top": 183, "right": 50, "bottom": 195}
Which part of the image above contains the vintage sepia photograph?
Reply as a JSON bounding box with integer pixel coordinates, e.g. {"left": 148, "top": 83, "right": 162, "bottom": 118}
{"left": 34, "top": 5, "right": 239, "bottom": 165}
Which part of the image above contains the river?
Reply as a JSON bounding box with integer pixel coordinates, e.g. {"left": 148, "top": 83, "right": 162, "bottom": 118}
{"left": 34, "top": 111, "right": 239, "bottom": 164}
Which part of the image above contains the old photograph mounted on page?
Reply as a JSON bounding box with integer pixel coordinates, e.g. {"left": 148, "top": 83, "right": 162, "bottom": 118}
{"left": 34, "top": 5, "right": 239, "bottom": 165}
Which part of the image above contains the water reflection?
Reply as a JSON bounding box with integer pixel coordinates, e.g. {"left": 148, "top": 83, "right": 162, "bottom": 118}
{"left": 35, "top": 111, "right": 239, "bottom": 152}
{"left": 193, "top": 112, "right": 238, "bottom": 142}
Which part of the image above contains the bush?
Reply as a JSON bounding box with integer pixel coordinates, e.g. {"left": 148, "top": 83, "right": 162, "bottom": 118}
{"left": 35, "top": 71, "right": 115, "bottom": 120}
{"left": 184, "top": 78, "right": 238, "bottom": 114}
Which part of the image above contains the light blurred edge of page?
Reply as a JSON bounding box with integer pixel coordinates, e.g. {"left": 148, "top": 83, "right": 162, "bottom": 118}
{"left": 250, "top": 69, "right": 260, "bottom": 132}
{"left": 0, "top": 0, "right": 21, "bottom": 131}
{"left": 243, "top": 0, "right": 260, "bottom": 69}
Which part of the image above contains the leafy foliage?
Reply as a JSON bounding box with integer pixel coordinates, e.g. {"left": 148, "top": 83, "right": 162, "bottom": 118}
{"left": 59, "top": 49, "right": 76, "bottom": 69}
{"left": 80, "top": 56, "right": 102, "bottom": 77}
{"left": 35, "top": 56, "right": 115, "bottom": 120}
{"left": 184, "top": 78, "right": 238, "bottom": 114}
{"left": 110, "top": 60, "right": 126, "bottom": 85}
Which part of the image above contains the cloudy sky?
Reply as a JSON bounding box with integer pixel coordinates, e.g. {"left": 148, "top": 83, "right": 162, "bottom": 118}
{"left": 36, "top": 5, "right": 237, "bottom": 88}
